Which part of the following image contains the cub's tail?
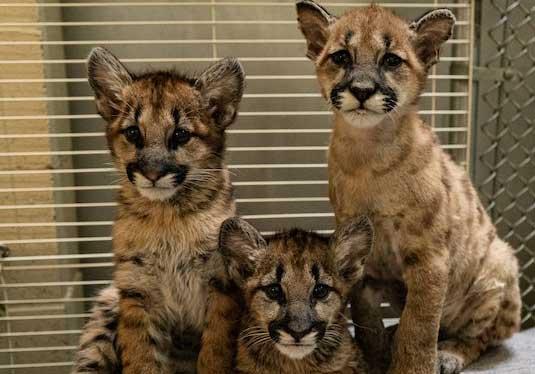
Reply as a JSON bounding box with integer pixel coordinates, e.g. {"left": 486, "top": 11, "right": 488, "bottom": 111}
{"left": 72, "top": 286, "right": 121, "bottom": 374}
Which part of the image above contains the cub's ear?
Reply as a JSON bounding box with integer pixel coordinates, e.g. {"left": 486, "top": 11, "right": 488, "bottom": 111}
{"left": 296, "top": 0, "right": 336, "bottom": 61}
{"left": 87, "top": 47, "right": 132, "bottom": 122}
{"left": 219, "top": 217, "right": 267, "bottom": 284}
{"left": 410, "top": 9, "right": 456, "bottom": 68}
{"left": 330, "top": 216, "right": 374, "bottom": 284}
{"left": 196, "top": 57, "right": 245, "bottom": 129}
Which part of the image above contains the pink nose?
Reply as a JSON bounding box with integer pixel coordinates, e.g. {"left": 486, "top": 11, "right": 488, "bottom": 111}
{"left": 143, "top": 170, "right": 162, "bottom": 183}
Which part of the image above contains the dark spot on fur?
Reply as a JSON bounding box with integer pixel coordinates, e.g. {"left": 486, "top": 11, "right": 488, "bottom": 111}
{"left": 384, "top": 35, "right": 392, "bottom": 49}
{"left": 199, "top": 252, "right": 211, "bottom": 263}
{"left": 93, "top": 333, "right": 111, "bottom": 342}
{"left": 105, "top": 318, "right": 118, "bottom": 331}
{"left": 341, "top": 265, "right": 358, "bottom": 281}
{"left": 147, "top": 334, "right": 160, "bottom": 348}
{"left": 119, "top": 288, "right": 145, "bottom": 300}
{"left": 116, "top": 254, "right": 144, "bottom": 266}
{"left": 393, "top": 220, "right": 401, "bottom": 231}
{"left": 407, "top": 223, "right": 422, "bottom": 236}
{"left": 209, "top": 277, "right": 226, "bottom": 292}
{"left": 403, "top": 252, "right": 420, "bottom": 267}
{"left": 345, "top": 31, "right": 354, "bottom": 46}
{"left": 422, "top": 194, "right": 442, "bottom": 228}
{"left": 78, "top": 361, "right": 101, "bottom": 371}
{"left": 501, "top": 318, "right": 518, "bottom": 329}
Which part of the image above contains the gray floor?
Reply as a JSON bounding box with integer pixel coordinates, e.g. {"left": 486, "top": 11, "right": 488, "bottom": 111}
{"left": 464, "top": 329, "right": 535, "bottom": 373}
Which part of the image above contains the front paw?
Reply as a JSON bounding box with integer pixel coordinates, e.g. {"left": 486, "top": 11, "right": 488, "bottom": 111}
{"left": 437, "top": 350, "right": 463, "bottom": 374}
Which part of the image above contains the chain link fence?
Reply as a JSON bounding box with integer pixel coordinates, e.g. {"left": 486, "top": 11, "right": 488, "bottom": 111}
{"left": 473, "top": 0, "right": 535, "bottom": 329}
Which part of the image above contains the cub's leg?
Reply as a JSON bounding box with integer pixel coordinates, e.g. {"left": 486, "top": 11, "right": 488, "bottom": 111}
{"left": 197, "top": 282, "right": 243, "bottom": 374}
{"left": 437, "top": 241, "right": 521, "bottom": 374}
{"left": 116, "top": 291, "right": 172, "bottom": 374}
{"left": 389, "top": 240, "right": 449, "bottom": 374}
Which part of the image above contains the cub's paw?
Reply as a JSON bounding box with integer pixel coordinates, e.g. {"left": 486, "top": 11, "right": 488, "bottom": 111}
{"left": 437, "top": 350, "right": 463, "bottom": 374}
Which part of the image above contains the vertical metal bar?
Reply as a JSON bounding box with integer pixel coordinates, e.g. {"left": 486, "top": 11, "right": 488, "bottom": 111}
{"left": 465, "top": 0, "right": 476, "bottom": 174}
{"left": 489, "top": 0, "right": 511, "bottom": 222}
{"left": 469, "top": 0, "right": 483, "bottom": 180}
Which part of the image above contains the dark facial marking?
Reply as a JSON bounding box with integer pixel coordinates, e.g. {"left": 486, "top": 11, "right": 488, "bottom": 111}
{"left": 126, "top": 162, "right": 136, "bottom": 184}
{"left": 383, "top": 35, "right": 392, "bottom": 49}
{"left": 380, "top": 84, "right": 398, "bottom": 113}
{"left": 311, "top": 263, "right": 320, "bottom": 282}
{"left": 276, "top": 264, "right": 284, "bottom": 282}
{"left": 134, "top": 105, "right": 142, "bottom": 123}
{"left": 172, "top": 107, "right": 180, "bottom": 125}
{"left": 344, "top": 31, "right": 354, "bottom": 47}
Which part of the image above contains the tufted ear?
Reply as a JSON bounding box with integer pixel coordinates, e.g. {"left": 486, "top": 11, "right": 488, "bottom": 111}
{"left": 296, "top": 0, "right": 336, "bottom": 61}
{"left": 196, "top": 57, "right": 245, "bottom": 129}
{"left": 330, "top": 216, "right": 374, "bottom": 284}
{"left": 410, "top": 9, "right": 456, "bottom": 68}
{"left": 219, "top": 217, "right": 267, "bottom": 284}
{"left": 87, "top": 47, "right": 132, "bottom": 122}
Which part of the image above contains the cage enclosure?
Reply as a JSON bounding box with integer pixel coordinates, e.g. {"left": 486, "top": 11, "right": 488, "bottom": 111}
{"left": 0, "top": 0, "right": 532, "bottom": 372}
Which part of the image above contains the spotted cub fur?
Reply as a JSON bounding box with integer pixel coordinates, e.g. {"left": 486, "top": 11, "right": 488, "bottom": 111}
{"left": 202, "top": 216, "right": 375, "bottom": 374}
{"left": 72, "top": 47, "right": 244, "bottom": 373}
{"left": 296, "top": 2, "right": 521, "bottom": 374}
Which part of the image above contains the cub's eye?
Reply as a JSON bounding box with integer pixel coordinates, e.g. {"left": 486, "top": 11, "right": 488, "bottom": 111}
{"left": 123, "top": 126, "right": 142, "bottom": 145}
{"left": 169, "top": 128, "right": 192, "bottom": 150}
{"left": 330, "top": 50, "right": 352, "bottom": 66}
{"left": 264, "top": 284, "right": 284, "bottom": 301}
{"left": 312, "top": 284, "right": 330, "bottom": 300}
{"left": 382, "top": 53, "right": 403, "bottom": 68}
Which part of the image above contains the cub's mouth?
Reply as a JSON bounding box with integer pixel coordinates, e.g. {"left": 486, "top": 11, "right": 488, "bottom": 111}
{"left": 136, "top": 186, "right": 179, "bottom": 201}
{"left": 271, "top": 328, "right": 321, "bottom": 360}
{"left": 275, "top": 342, "right": 316, "bottom": 360}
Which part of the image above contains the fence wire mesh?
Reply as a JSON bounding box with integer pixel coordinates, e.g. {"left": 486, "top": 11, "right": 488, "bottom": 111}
{"left": 475, "top": 0, "right": 535, "bottom": 328}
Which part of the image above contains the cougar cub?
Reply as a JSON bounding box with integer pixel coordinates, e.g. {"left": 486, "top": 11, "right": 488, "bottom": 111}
{"left": 297, "top": 2, "right": 521, "bottom": 374}
{"left": 216, "top": 217, "right": 375, "bottom": 374}
{"left": 72, "top": 47, "right": 244, "bottom": 373}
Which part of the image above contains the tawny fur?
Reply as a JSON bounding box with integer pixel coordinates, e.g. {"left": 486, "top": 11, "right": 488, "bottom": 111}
{"left": 72, "top": 48, "right": 244, "bottom": 374}
{"left": 212, "top": 217, "right": 376, "bottom": 374}
{"left": 296, "top": 3, "right": 521, "bottom": 374}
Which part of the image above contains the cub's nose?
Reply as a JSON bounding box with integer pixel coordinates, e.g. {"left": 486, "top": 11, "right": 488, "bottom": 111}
{"left": 349, "top": 86, "right": 377, "bottom": 103}
{"left": 284, "top": 326, "right": 313, "bottom": 342}
{"left": 142, "top": 169, "right": 165, "bottom": 183}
